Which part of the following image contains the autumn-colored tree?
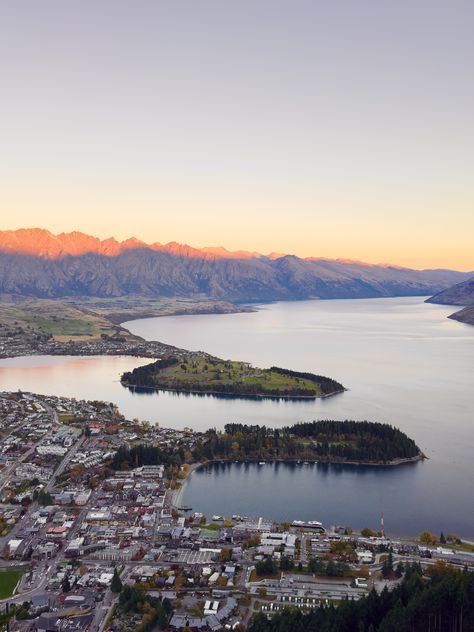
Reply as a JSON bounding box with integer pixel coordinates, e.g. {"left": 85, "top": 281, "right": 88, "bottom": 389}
{"left": 420, "top": 530, "right": 437, "bottom": 545}
{"left": 361, "top": 527, "right": 378, "bottom": 537}
{"left": 219, "top": 548, "right": 232, "bottom": 562}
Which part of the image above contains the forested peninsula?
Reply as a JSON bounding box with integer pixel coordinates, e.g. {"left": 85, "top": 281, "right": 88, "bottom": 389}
{"left": 121, "top": 355, "right": 344, "bottom": 398}
{"left": 111, "top": 420, "right": 424, "bottom": 469}
{"left": 194, "top": 421, "right": 423, "bottom": 465}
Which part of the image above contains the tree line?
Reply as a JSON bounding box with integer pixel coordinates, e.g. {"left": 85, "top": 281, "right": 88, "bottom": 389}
{"left": 270, "top": 366, "right": 344, "bottom": 395}
{"left": 191, "top": 421, "right": 421, "bottom": 464}
{"left": 121, "top": 356, "right": 344, "bottom": 397}
{"left": 109, "top": 419, "right": 420, "bottom": 471}
{"left": 118, "top": 584, "right": 172, "bottom": 632}
{"left": 111, "top": 444, "right": 184, "bottom": 470}
{"left": 248, "top": 564, "right": 474, "bottom": 632}
{"left": 121, "top": 357, "right": 179, "bottom": 387}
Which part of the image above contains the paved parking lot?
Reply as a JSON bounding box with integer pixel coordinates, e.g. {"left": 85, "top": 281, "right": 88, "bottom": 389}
{"left": 170, "top": 549, "right": 218, "bottom": 564}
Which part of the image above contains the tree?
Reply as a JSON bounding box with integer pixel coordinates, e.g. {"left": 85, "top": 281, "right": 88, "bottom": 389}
{"left": 439, "top": 531, "right": 446, "bottom": 544}
{"left": 420, "top": 530, "right": 436, "bottom": 545}
{"left": 61, "top": 575, "right": 71, "bottom": 593}
{"left": 247, "top": 565, "right": 474, "bottom": 632}
{"left": 111, "top": 568, "right": 123, "bottom": 593}
{"left": 219, "top": 548, "right": 232, "bottom": 563}
{"left": 37, "top": 490, "right": 53, "bottom": 506}
{"left": 255, "top": 557, "right": 277, "bottom": 577}
{"left": 279, "top": 556, "right": 295, "bottom": 571}
{"left": 381, "top": 551, "right": 394, "bottom": 579}
{"left": 361, "top": 527, "right": 378, "bottom": 538}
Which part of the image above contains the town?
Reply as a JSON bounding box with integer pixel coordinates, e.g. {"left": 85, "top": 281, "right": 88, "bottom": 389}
{"left": 0, "top": 323, "right": 184, "bottom": 362}
{"left": 0, "top": 392, "right": 474, "bottom": 632}
{"left": 1, "top": 391, "right": 473, "bottom": 632}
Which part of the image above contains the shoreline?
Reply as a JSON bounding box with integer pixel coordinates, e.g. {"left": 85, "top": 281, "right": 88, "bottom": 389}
{"left": 120, "top": 380, "right": 346, "bottom": 400}
{"left": 192, "top": 453, "right": 425, "bottom": 469}
{"left": 173, "top": 453, "right": 426, "bottom": 511}
{"left": 113, "top": 303, "right": 257, "bottom": 324}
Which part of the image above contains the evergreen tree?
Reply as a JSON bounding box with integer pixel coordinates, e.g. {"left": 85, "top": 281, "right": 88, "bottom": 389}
{"left": 61, "top": 575, "right": 71, "bottom": 593}
{"left": 382, "top": 550, "right": 394, "bottom": 579}
{"left": 111, "top": 568, "right": 123, "bottom": 593}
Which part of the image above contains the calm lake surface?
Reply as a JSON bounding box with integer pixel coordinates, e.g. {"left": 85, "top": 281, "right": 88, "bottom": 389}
{"left": 1, "top": 297, "right": 473, "bottom": 536}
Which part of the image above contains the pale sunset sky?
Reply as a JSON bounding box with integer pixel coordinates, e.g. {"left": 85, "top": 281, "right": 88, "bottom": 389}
{"left": 0, "top": 1, "right": 473, "bottom": 270}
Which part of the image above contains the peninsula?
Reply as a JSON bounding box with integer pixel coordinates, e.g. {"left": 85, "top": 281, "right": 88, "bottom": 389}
{"left": 110, "top": 418, "right": 423, "bottom": 470}
{"left": 121, "top": 356, "right": 345, "bottom": 398}
{"left": 190, "top": 421, "right": 424, "bottom": 466}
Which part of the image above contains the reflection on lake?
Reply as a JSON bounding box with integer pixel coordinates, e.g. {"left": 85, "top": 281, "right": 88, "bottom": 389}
{"left": 1, "top": 297, "right": 473, "bottom": 536}
{"left": 181, "top": 460, "right": 439, "bottom": 536}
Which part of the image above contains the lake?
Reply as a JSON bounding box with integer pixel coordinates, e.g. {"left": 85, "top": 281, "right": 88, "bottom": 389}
{"left": 1, "top": 296, "right": 473, "bottom": 536}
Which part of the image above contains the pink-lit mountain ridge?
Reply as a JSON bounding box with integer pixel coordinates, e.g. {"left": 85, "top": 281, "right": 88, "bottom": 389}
{"left": 0, "top": 229, "right": 470, "bottom": 301}
{"left": 0, "top": 229, "right": 413, "bottom": 266}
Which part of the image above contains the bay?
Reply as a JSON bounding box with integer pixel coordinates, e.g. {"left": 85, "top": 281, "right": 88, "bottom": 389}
{"left": 1, "top": 297, "right": 473, "bottom": 535}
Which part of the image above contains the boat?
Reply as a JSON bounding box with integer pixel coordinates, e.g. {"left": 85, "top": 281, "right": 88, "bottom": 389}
{"left": 258, "top": 461, "right": 266, "bottom": 465}
{"left": 291, "top": 519, "right": 324, "bottom": 531}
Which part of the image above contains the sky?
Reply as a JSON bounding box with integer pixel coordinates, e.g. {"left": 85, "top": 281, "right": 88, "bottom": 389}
{"left": 0, "top": 1, "right": 473, "bottom": 270}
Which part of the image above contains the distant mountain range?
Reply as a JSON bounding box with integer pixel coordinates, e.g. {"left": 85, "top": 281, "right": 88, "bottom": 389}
{"left": 0, "top": 228, "right": 471, "bottom": 301}
{"left": 427, "top": 277, "right": 474, "bottom": 325}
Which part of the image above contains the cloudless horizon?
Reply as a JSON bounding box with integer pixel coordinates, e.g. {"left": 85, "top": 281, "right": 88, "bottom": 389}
{"left": 1, "top": 1, "right": 473, "bottom": 270}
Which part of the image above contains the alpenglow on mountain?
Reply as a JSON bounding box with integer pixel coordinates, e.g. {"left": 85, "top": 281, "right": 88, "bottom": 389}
{"left": 0, "top": 229, "right": 470, "bottom": 301}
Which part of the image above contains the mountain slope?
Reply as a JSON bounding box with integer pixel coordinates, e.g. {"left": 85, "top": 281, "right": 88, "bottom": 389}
{"left": 448, "top": 305, "right": 474, "bottom": 325}
{"left": 0, "top": 229, "right": 470, "bottom": 301}
{"left": 426, "top": 277, "right": 474, "bottom": 306}
{"left": 426, "top": 276, "right": 474, "bottom": 326}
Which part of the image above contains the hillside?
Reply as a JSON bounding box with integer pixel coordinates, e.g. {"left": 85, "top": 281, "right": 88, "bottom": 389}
{"left": 448, "top": 305, "right": 474, "bottom": 325}
{"left": 426, "top": 277, "right": 474, "bottom": 306}
{"left": 0, "top": 299, "right": 136, "bottom": 343}
{"left": 426, "top": 276, "right": 474, "bottom": 326}
{"left": 0, "top": 229, "right": 470, "bottom": 301}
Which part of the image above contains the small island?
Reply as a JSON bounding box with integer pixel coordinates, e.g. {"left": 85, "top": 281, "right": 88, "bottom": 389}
{"left": 121, "top": 355, "right": 345, "bottom": 398}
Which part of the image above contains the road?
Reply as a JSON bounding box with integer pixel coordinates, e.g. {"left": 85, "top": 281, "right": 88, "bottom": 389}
{"left": 0, "top": 399, "right": 59, "bottom": 493}
{"left": 90, "top": 587, "right": 116, "bottom": 632}
{"left": 45, "top": 435, "right": 85, "bottom": 493}
{"left": 299, "top": 533, "right": 309, "bottom": 565}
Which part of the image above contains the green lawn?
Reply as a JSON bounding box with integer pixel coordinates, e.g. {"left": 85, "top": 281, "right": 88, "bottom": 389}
{"left": 155, "top": 356, "right": 321, "bottom": 396}
{"left": 0, "top": 569, "right": 23, "bottom": 598}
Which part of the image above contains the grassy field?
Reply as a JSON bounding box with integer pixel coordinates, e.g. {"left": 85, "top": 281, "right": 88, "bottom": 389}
{"left": 0, "top": 569, "right": 23, "bottom": 598}
{"left": 67, "top": 296, "right": 250, "bottom": 323}
{"left": 159, "top": 357, "right": 322, "bottom": 395}
{"left": 0, "top": 295, "right": 249, "bottom": 344}
{"left": 125, "top": 355, "right": 323, "bottom": 397}
{"left": 0, "top": 299, "right": 137, "bottom": 342}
